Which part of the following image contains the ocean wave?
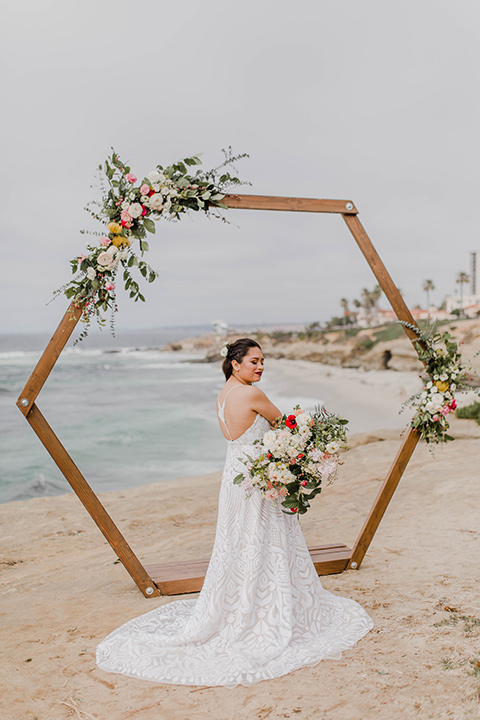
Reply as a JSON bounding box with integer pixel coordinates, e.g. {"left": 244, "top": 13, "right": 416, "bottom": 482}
{"left": 6, "top": 474, "right": 70, "bottom": 502}
{"left": 0, "top": 350, "right": 41, "bottom": 361}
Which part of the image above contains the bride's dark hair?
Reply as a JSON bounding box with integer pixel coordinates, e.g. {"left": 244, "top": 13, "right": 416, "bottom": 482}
{"left": 222, "top": 338, "right": 262, "bottom": 380}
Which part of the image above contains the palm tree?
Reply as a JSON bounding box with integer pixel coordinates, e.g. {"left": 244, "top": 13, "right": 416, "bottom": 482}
{"left": 456, "top": 272, "right": 470, "bottom": 315}
{"left": 340, "top": 298, "right": 349, "bottom": 326}
{"left": 371, "top": 285, "right": 382, "bottom": 309}
{"left": 422, "top": 279, "right": 435, "bottom": 309}
{"left": 352, "top": 298, "right": 361, "bottom": 326}
{"left": 360, "top": 288, "right": 375, "bottom": 325}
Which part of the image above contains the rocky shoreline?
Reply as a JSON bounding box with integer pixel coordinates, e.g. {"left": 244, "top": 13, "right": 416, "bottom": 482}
{"left": 164, "top": 318, "right": 480, "bottom": 377}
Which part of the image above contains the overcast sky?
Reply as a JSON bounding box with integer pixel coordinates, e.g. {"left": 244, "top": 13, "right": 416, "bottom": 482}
{"left": 2, "top": 0, "right": 479, "bottom": 335}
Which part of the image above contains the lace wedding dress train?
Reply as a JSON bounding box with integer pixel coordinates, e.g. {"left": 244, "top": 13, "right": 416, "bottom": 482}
{"left": 96, "top": 414, "right": 373, "bottom": 687}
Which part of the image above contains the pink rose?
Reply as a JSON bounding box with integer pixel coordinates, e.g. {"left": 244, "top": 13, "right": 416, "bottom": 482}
{"left": 125, "top": 173, "right": 137, "bottom": 183}
{"left": 120, "top": 209, "right": 132, "bottom": 223}
{"left": 140, "top": 184, "right": 150, "bottom": 195}
{"left": 441, "top": 406, "right": 450, "bottom": 417}
{"left": 99, "top": 236, "right": 111, "bottom": 246}
{"left": 432, "top": 415, "right": 439, "bottom": 422}
{"left": 104, "top": 281, "right": 115, "bottom": 291}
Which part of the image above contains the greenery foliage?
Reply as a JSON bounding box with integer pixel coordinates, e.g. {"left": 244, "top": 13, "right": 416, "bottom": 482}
{"left": 399, "top": 321, "right": 479, "bottom": 443}
{"left": 455, "top": 401, "right": 480, "bottom": 425}
{"left": 56, "top": 147, "right": 249, "bottom": 342}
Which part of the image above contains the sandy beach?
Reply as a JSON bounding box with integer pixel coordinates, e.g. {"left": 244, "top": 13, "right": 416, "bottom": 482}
{"left": 2, "top": 359, "right": 480, "bottom": 720}
{"left": 265, "top": 359, "right": 425, "bottom": 434}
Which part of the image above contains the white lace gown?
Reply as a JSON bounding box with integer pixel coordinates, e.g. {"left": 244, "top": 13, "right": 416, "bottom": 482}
{"left": 96, "top": 414, "right": 373, "bottom": 687}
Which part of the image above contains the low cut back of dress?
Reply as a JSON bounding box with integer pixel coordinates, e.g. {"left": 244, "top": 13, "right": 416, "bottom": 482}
{"left": 96, "top": 398, "right": 373, "bottom": 687}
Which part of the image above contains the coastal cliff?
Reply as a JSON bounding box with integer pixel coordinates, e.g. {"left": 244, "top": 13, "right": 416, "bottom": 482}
{"left": 164, "top": 318, "right": 480, "bottom": 376}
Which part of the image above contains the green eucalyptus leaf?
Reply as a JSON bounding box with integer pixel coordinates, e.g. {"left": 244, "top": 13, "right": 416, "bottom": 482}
{"left": 143, "top": 218, "right": 156, "bottom": 234}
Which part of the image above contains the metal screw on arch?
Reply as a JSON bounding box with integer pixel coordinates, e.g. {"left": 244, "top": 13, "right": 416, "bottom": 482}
{"left": 16, "top": 193, "right": 426, "bottom": 597}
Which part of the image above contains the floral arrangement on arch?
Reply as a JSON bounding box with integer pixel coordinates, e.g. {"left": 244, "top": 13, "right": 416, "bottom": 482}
{"left": 234, "top": 405, "right": 348, "bottom": 516}
{"left": 55, "top": 148, "right": 249, "bottom": 341}
{"left": 400, "top": 321, "right": 479, "bottom": 443}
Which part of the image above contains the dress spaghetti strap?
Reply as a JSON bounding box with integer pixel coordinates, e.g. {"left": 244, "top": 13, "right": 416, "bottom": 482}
{"left": 217, "top": 384, "right": 244, "bottom": 440}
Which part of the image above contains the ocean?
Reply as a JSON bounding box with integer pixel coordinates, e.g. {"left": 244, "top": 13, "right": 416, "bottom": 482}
{"left": 0, "top": 328, "right": 315, "bottom": 504}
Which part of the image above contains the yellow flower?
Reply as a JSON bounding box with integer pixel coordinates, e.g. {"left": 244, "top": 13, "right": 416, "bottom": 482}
{"left": 435, "top": 380, "right": 449, "bottom": 393}
{"left": 111, "top": 236, "right": 131, "bottom": 248}
{"left": 107, "top": 222, "right": 122, "bottom": 234}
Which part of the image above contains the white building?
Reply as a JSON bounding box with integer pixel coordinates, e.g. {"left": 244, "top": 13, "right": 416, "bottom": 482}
{"left": 444, "top": 251, "right": 480, "bottom": 316}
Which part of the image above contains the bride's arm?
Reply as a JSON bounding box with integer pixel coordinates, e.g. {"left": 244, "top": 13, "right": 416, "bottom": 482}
{"left": 249, "top": 387, "right": 282, "bottom": 425}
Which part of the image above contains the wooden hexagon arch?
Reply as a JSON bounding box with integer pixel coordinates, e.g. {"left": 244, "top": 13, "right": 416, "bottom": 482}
{"left": 17, "top": 194, "right": 424, "bottom": 598}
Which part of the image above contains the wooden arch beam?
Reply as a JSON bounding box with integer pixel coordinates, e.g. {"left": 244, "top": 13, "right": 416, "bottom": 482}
{"left": 17, "top": 194, "right": 423, "bottom": 596}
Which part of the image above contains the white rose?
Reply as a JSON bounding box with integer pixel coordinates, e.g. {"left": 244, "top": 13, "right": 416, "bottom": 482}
{"left": 169, "top": 187, "right": 178, "bottom": 198}
{"left": 326, "top": 441, "right": 340, "bottom": 453}
{"left": 121, "top": 200, "right": 130, "bottom": 211}
{"left": 152, "top": 183, "right": 161, "bottom": 192}
{"left": 86, "top": 267, "right": 96, "bottom": 280}
{"left": 148, "top": 193, "right": 164, "bottom": 211}
{"left": 430, "top": 392, "right": 444, "bottom": 404}
{"left": 296, "top": 413, "right": 311, "bottom": 426}
{"left": 129, "top": 192, "right": 136, "bottom": 201}
{"left": 263, "top": 430, "right": 276, "bottom": 449}
{"left": 97, "top": 253, "right": 117, "bottom": 272}
{"left": 128, "top": 203, "right": 143, "bottom": 219}
{"left": 106, "top": 245, "right": 118, "bottom": 256}
{"left": 97, "top": 251, "right": 113, "bottom": 266}
{"left": 451, "top": 383, "right": 456, "bottom": 392}
{"left": 148, "top": 170, "right": 163, "bottom": 183}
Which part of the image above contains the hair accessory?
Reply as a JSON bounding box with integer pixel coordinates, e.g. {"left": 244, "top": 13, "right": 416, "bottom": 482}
{"left": 220, "top": 342, "right": 230, "bottom": 358}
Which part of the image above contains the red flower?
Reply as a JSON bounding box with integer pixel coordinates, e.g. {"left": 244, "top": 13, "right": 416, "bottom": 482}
{"left": 285, "top": 415, "right": 297, "bottom": 429}
{"left": 291, "top": 508, "right": 298, "bottom": 513}
{"left": 296, "top": 453, "right": 304, "bottom": 460}
{"left": 267, "top": 453, "right": 272, "bottom": 459}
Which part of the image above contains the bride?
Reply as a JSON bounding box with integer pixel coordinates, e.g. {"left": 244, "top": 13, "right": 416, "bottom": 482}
{"left": 96, "top": 338, "right": 373, "bottom": 687}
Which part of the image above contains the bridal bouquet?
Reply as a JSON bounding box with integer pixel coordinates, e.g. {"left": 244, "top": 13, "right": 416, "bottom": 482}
{"left": 234, "top": 406, "right": 348, "bottom": 515}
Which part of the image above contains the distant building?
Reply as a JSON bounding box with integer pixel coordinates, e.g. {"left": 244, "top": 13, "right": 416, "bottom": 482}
{"left": 445, "top": 295, "right": 480, "bottom": 316}
{"left": 443, "top": 250, "right": 480, "bottom": 317}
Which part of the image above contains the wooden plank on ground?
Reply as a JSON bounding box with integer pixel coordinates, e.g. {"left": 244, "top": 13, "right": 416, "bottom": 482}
{"left": 145, "top": 543, "right": 352, "bottom": 595}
